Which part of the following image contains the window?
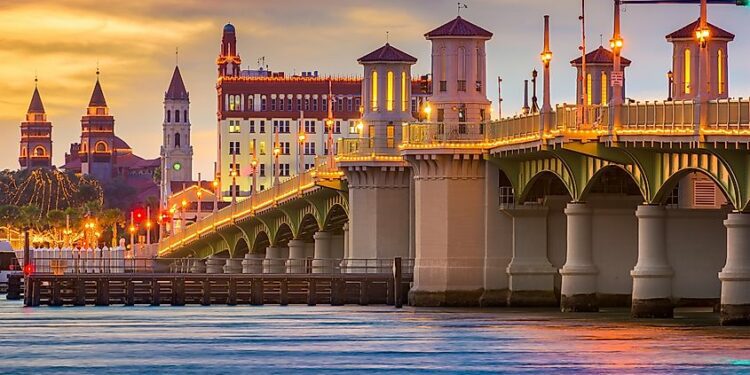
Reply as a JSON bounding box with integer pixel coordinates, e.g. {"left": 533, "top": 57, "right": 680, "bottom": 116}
{"left": 476, "top": 47, "right": 483, "bottom": 92}
{"left": 271, "top": 97, "right": 276, "bottom": 111}
{"left": 349, "top": 121, "right": 357, "bottom": 134}
{"left": 231, "top": 185, "right": 240, "bottom": 196}
{"left": 305, "top": 120, "right": 316, "bottom": 134}
{"left": 167, "top": 110, "right": 171, "bottom": 123}
{"left": 304, "top": 142, "right": 316, "bottom": 155}
{"left": 387, "top": 71, "right": 394, "bottom": 111}
{"left": 261, "top": 96, "right": 267, "bottom": 111}
{"left": 229, "top": 163, "right": 240, "bottom": 176}
{"left": 457, "top": 80, "right": 467, "bottom": 92}
{"left": 248, "top": 96, "right": 254, "bottom": 111}
{"left": 175, "top": 133, "right": 181, "bottom": 148}
{"left": 368, "top": 125, "right": 375, "bottom": 148}
{"left": 283, "top": 121, "right": 290, "bottom": 133}
{"left": 229, "top": 141, "right": 240, "bottom": 155}
{"left": 175, "top": 110, "right": 180, "bottom": 122}
{"left": 304, "top": 98, "right": 310, "bottom": 111}
{"left": 259, "top": 184, "right": 265, "bottom": 191}
{"left": 313, "top": 98, "right": 318, "bottom": 111}
{"left": 401, "top": 72, "right": 408, "bottom": 112}
{"left": 280, "top": 163, "right": 290, "bottom": 177}
{"left": 322, "top": 96, "right": 327, "bottom": 111}
{"left": 34, "top": 146, "right": 46, "bottom": 156}
{"left": 287, "top": 98, "right": 292, "bottom": 111}
{"left": 249, "top": 120, "right": 255, "bottom": 133}
{"left": 437, "top": 108, "right": 445, "bottom": 122}
{"left": 259, "top": 164, "right": 266, "bottom": 177}
{"left": 439, "top": 81, "right": 447, "bottom": 92}
{"left": 386, "top": 124, "right": 395, "bottom": 148}
{"left": 281, "top": 142, "right": 291, "bottom": 155}
{"left": 95, "top": 141, "right": 108, "bottom": 152}
{"left": 259, "top": 120, "right": 266, "bottom": 133}
{"left": 458, "top": 107, "right": 466, "bottom": 123}
{"left": 259, "top": 141, "right": 267, "bottom": 155}
{"left": 334, "top": 121, "right": 341, "bottom": 134}
{"left": 184, "top": 110, "right": 188, "bottom": 123}
{"left": 586, "top": 73, "right": 593, "bottom": 106}
{"left": 684, "top": 49, "right": 691, "bottom": 94}
{"left": 337, "top": 97, "right": 343, "bottom": 112}
{"left": 229, "top": 120, "right": 240, "bottom": 133}
{"left": 718, "top": 49, "right": 725, "bottom": 94}
{"left": 355, "top": 97, "right": 361, "bottom": 112}
{"left": 297, "top": 98, "right": 302, "bottom": 111}
{"left": 371, "top": 70, "right": 378, "bottom": 111}
{"left": 304, "top": 163, "right": 315, "bottom": 170}
{"left": 347, "top": 98, "right": 353, "bottom": 112}
{"left": 601, "top": 72, "right": 608, "bottom": 104}
{"left": 21, "top": 146, "right": 27, "bottom": 157}
{"left": 249, "top": 141, "right": 255, "bottom": 156}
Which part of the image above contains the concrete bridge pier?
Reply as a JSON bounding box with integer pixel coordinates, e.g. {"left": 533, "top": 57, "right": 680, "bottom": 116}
{"left": 264, "top": 246, "right": 288, "bottom": 274}
{"left": 286, "top": 239, "right": 307, "bottom": 273}
{"left": 206, "top": 255, "right": 226, "bottom": 274}
{"left": 560, "top": 202, "right": 599, "bottom": 312}
{"left": 631, "top": 205, "right": 674, "bottom": 318}
{"left": 223, "top": 258, "right": 243, "bottom": 274}
{"left": 313, "top": 231, "right": 333, "bottom": 273}
{"left": 242, "top": 253, "right": 263, "bottom": 273}
{"left": 504, "top": 205, "right": 558, "bottom": 307}
{"left": 719, "top": 213, "right": 750, "bottom": 325}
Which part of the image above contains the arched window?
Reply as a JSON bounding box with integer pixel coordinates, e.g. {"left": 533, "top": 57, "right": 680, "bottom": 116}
{"left": 167, "top": 110, "right": 171, "bottom": 123}
{"left": 684, "top": 49, "right": 691, "bottom": 94}
{"left": 183, "top": 110, "right": 188, "bottom": 123}
{"left": 718, "top": 49, "right": 725, "bottom": 94}
{"left": 175, "top": 110, "right": 180, "bottom": 123}
{"left": 371, "top": 70, "right": 378, "bottom": 111}
{"left": 386, "top": 71, "right": 394, "bottom": 111}
{"left": 20, "top": 147, "right": 27, "bottom": 157}
{"left": 34, "top": 146, "right": 46, "bottom": 157}
{"left": 94, "top": 141, "right": 108, "bottom": 153}
{"left": 81, "top": 142, "right": 88, "bottom": 152}
{"left": 401, "top": 71, "right": 408, "bottom": 112}
{"left": 586, "top": 73, "right": 593, "bottom": 106}
{"left": 601, "top": 71, "right": 608, "bottom": 104}
{"left": 175, "top": 133, "right": 181, "bottom": 148}
{"left": 457, "top": 46, "right": 467, "bottom": 91}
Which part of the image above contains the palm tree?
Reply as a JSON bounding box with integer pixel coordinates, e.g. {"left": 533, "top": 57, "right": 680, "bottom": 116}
{"left": 46, "top": 209, "right": 66, "bottom": 247}
{"left": 100, "top": 208, "right": 126, "bottom": 248}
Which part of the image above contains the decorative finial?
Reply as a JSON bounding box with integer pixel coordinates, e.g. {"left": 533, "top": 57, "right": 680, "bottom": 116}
{"left": 600, "top": 34, "right": 603, "bottom": 46}
{"left": 34, "top": 70, "right": 38, "bottom": 87}
{"left": 386, "top": 31, "right": 389, "bottom": 43}
{"left": 457, "top": 2, "right": 467, "bottom": 16}
{"left": 175, "top": 47, "right": 179, "bottom": 66}
{"left": 96, "top": 60, "right": 100, "bottom": 79}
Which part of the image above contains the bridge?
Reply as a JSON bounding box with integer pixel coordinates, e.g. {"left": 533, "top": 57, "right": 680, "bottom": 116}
{"left": 159, "top": 6, "right": 750, "bottom": 325}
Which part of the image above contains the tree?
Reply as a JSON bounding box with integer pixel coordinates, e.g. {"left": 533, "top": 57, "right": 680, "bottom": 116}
{"left": 100, "top": 208, "right": 126, "bottom": 247}
{"left": 0, "top": 205, "right": 21, "bottom": 229}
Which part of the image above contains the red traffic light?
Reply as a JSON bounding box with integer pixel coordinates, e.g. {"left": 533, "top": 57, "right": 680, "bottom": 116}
{"left": 132, "top": 207, "right": 147, "bottom": 224}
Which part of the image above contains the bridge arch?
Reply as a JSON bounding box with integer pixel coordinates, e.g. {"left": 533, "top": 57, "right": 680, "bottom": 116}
{"left": 518, "top": 170, "right": 574, "bottom": 204}
{"left": 273, "top": 223, "right": 294, "bottom": 246}
{"left": 297, "top": 213, "right": 321, "bottom": 241}
{"left": 515, "top": 157, "right": 577, "bottom": 203}
{"left": 233, "top": 237, "right": 250, "bottom": 258}
{"left": 323, "top": 203, "right": 349, "bottom": 232}
{"left": 252, "top": 231, "right": 270, "bottom": 254}
{"left": 580, "top": 165, "right": 647, "bottom": 202}
{"left": 652, "top": 168, "right": 736, "bottom": 209}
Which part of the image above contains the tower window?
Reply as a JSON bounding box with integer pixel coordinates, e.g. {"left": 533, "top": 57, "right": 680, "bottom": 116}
{"left": 718, "top": 48, "right": 725, "bottom": 94}
{"left": 684, "top": 49, "right": 691, "bottom": 94}
{"left": 387, "top": 71, "right": 394, "bottom": 111}
{"left": 601, "top": 71, "right": 608, "bottom": 104}
{"left": 586, "top": 73, "right": 593, "bottom": 106}
{"left": 371, "top": 70, "right": 378, "bottom": 111}
{"left": 21, "top": 147, "right": 27, "bottom": 157}
{"left": 34, "top": 146, "right": 46, "bottom": 157}
{"left": 94, "top": 141, "right": 108, "bottom": 153}
{"left": 184, "top": 110, "right": 188, "bottom": 123}
{"left": 175, "top": 110, "right": 180, "bottom": 123}
{"left": 175, "top": 133, "right": 181, "bottom": 148}
{"left": 167, "top": 110, "right": 171, "bottom": 123}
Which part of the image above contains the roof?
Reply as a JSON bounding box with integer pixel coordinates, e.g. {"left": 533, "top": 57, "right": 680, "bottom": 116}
{"left": 570, "top": 46, "right": 632, "bottom": 66}
{"left": 113, "top": 136, "right": 131, "bottom": 151}
{"left": 166, "top": 66, "right": 189, "bottom": 100}
{"left": 27, "top": 87, "right": 45, "bottom": 114}
{"left": 358, "top": 43, "right": 417, "bottom": 64}
{"left": 170, "top": 181, "right": 215, "bottom": 195}
{"left": 223, "top": 23, "right": 235, "bottom": 33}
{"left": 89, "top": 78, "right": 107, "bottom": 107}
{"left": 425, "top": 16, "right": 493, "bottom": 39}
{"left": 666, "top": 19, "right": 734, "bottom": 41}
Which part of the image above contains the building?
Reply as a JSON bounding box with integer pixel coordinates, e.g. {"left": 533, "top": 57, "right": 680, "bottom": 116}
{"left": 18, "top": 80, "right": 53, "bottom": 169}
{"left": 63, "top": 71, "right": 160, "bottom": 203}
{"left": 215, "top": 23, "right": 430, "bottom": 200}
{"left": 160, "top": 64, "right": 194, "bottom": 203}
{"left": 570, "top": 46, "right": 631, "bottom": 106}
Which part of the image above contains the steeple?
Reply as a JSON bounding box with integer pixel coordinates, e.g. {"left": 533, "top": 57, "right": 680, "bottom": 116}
{"left": 27, "top": 85, "right": 45, "bottom": 114}
{"left": 166, "top": 66, "right": 189, "bottom": 100}
{"left": 19, "top": 78, "right": 53, "bottom": 170}
{"left": 89, "top": 72, "right": 108, "bottom": 108}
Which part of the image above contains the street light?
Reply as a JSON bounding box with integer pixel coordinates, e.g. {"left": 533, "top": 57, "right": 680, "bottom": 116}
{"left": 695, "top": 27, "right": 710, "bottom": 47}
{"left": 667, "top": 70, "right": 674, "bottom": 101}
{"left": 423, "top": 102, "right": 432, "bottom": 122}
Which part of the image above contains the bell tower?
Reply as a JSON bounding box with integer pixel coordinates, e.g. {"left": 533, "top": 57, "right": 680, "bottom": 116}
{"left": 80, "top": 70, "right": 115, "bottom": 180}
{"left": 19, "top": 78, "right": 53, "bottom": 170}
{"left": 217, "top": 23, "right": 241, "bottom": 77}
{"left": 161, "top": 64, "right": 193, "bottom": 201}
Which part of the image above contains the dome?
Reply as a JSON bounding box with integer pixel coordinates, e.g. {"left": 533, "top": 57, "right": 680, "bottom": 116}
{"left": 223, "top": 23, "right": 235, "bottom": 33}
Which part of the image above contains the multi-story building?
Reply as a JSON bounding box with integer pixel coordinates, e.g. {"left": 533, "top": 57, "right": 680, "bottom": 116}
{"left": 215, "top": 23, "right": 430, "bottom": 200}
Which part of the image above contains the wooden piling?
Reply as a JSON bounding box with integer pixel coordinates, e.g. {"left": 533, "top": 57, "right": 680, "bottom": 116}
{"left": 96, "top": 279, "right": 110, "bottom": 306}
{"left": 251, "top": 278, "right": 264, "bottom": 305}
{"left": 31, "top": 278, "right": 41, "bottom": 307}
{"left": 359, "top": 279, "right": 369, "bottom": 305}
{"left": 73, "top": 278, "right": 86, "bottom": 306}
{"left": 50, "top": 279, "right": 62, "bottom": 307}
{"left": 7, "top": 274, "right": 22, "bottom": 300}
{"left": 172, "top": 277, "right": 185, "bottom": 306}
{"left": 394, "top": 257, "right": 403, "bottom": 308}
{"left": 307, "top": 278, "right": 317, "bottom": 306}
{"left": 125, "top": 279, "right": 135, "bottom": 306}
{"left": 227, "top": 278, "right": 237, "bottom": 306}
{"left": 201, "top": 279, "right": 211, "bottom": 306}
{"left": 151, "top": 279, "right": 160, "bottom": 306}
{"left": 279, "top": 279, "right": 289, "bottom": 306}
{"left": 331, "top": 278, "right": 343, "bottom": 306}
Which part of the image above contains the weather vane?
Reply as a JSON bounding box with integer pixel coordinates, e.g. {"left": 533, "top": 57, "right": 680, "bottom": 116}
{"left": 458, "top": 2, "right": 468, "bottom": 16}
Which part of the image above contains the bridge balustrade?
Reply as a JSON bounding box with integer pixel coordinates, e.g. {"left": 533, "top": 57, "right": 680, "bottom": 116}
{"left": 618, "top": 100, "right": 695, "bottom": 133}
{"left": 705, "top": 98, "right": 750, "bottom": 134}
{"left": 487, "top": 112, "right": 541, "bottom": 143}
{"left": 401, "top": 122, "right": 486, "bottom": 147}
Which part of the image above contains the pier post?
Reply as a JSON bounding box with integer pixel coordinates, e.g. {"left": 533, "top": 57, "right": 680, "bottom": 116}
{"left": 719, "top": 213, "right": 750, "bottom": 325}
{"left": 74, "top": 278, "right": 86, "bottom": 306}
{"left": 394, "top": 257, "right": 403, "bottom": 308}
{"left": 227, "top": 277, "right": 237, "bottom": 305}
{"left": 280, "top": 278, "right": 289, "bottom": 305}
{"left": 307, "top": 278, "right": 317, "bottom": 306}
{"left": 151, "top": 279, "right": 161, "bottom": 306}
{"left": 201, "top": 279, "right": 211, "bottom": 306}
{"left": 631, "top": 205, "right": 674, "bottom": 318}
{"left": 50, "top": 279, "right": 62, "bottom": 307}
{"left": 560, "top": 203, "right": 599, "bottom": 312}
{"left": 96, "top": 278, "right": 110, "bottom": 306}
{"left": 125, "top": 279, "right": 135, "bottom": 306}
{"left": 251, "top": 278, "right": 264, "bottom": 305}
{"left": 172, "top": 277, "right": 185, "bottom": 306}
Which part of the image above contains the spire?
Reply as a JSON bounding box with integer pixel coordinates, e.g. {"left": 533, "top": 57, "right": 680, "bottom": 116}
{"left": 166, "top": 65, "right": 189, "bottom": 100}
{"left": 27, "top": 81, "right": 45, "bottom": 114}
{"left": 88, "top": 70, "right": 107, "bottom": 107}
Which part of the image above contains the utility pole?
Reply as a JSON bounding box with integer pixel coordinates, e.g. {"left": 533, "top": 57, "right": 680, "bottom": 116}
{"left": 497, "top": 77, "right": 503, "bottom": 119}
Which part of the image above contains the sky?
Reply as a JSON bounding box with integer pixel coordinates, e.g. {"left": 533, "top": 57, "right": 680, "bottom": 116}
{"left": 0, "top": 0, "right": 748, "bottom": 178}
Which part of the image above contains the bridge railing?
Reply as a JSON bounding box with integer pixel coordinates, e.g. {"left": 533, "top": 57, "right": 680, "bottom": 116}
{"left": 402, "top": 122, "right": 486, "bottom": 147}
{"left": 487, "top": 112, "right": 541, "bottom": 142}
{"left": 618, "top": 100, "right": 695, "bottom": 133}
{"left": 705, "top": 98, "right": 750, "bottom": 133}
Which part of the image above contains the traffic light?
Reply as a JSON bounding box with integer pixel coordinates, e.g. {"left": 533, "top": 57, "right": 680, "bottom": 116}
{"left": 157, "top": 210, "right": 172, "bottom": 224}
{"left": 132, "top": 207, "right": 147, "bottom": 224}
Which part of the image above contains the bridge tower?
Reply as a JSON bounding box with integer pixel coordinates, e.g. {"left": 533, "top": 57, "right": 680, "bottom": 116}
{"left": 338, "top": 43, "right": 418, "bottom": 264}
{"left": 571, "top": 47, "right": 631, "bottom": 107}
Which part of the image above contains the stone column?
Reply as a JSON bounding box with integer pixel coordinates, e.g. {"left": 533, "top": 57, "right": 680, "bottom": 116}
{"left": 205, "top": 255, "right": 225, "bottom": 274}
{"left": 560, "top": 202, "right": 598, "bottom": 312}
{"left": 223, "top": 258, "right": 243, "bottom": 274}
{"left": 505, "top": 205, "right": 558, "bottom": 306}
{"left": 264, "top": 246, "right": 286, "bottom": 274}
{"left": 631, "top": 205, "right": 674, "bottom": 318}
{"left": 242, "top": 253, "right": 263, "bottom": 274}
{"left": 719, "top": 213, "right": 750, "bottom": 325}
{"left": 287, "top": 239, "right": 307, "bottom": 274}
{"left": 313, "top": 231, "right": 333, "bottom": 273}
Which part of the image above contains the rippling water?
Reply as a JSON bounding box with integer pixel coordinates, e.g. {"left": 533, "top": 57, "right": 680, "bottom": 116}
{"left": 1, "top": 297, "right": 749, "bottom": 374}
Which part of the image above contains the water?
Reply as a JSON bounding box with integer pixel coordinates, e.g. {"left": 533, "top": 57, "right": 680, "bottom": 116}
{"left": 1, "top": 298, "right": 749, "bottom": 374}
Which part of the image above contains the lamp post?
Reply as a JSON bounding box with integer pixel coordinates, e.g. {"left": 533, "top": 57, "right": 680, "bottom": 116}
{"left": 145, "top": 205, "right": 151, "bottom": 245}
{"left": 212, "top": 179, "right": 219, "bottom": 213}
{"left": 540, "top": 15, "right": 553, "bottom": 133}
{"left": 273, "top": 144, "right": 281, "bottom": 185}
{"left": 181, "top": 199, "right": 187, "bottom": 232}
{"left": 667, "top": 70, "right": 674, "bottom": 101}
{"left": 298, "top": 132, "right": 306, "bottom": 180}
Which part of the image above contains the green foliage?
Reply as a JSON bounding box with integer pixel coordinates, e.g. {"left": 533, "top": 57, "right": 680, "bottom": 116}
{"left": 102, "top": 177, "right": 137, "bottom": 211}
{"left": 0, "top": 168, "right": 103, "bottom": 216}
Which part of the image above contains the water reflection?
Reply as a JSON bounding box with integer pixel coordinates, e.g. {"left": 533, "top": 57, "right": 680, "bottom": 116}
{"left": 0, "top": 299, "right": 748, "bottom": 374}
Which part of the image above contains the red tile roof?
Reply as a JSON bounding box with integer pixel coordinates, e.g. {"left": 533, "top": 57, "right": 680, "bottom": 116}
{"left": 358, "top": 43, "right": 417, "bottom": 63}
{"left": 570, "top": 46, "right": 632, "bottom": 66}
{"left": 425, "top": 16, "right": 493, "bottom": 39}
{"left": 27, "top": 87, "right": 45, "bottom": 114}
{"left": 166, "top": 66, "right": 189, "bottom": 100}
{"left": 666, "top": 19, "right": 734, "bottom": 41}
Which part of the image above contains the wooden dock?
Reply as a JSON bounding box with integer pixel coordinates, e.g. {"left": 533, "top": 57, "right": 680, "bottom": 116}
{"left": 19, "top": 271, "right": 410, "bottom": 308}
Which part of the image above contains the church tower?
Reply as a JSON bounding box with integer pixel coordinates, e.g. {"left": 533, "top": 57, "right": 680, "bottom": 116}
{"left": 80, "top": 70, "right": 115, "bottom": 180}
{"left": 161, "top": 64, "right": 193, "bottom": 201}
{"left": 217, "top": 23, "right": 241, "bottom": 77}
{"left": 19, "top": 79, "right": 53, "bottom": 169}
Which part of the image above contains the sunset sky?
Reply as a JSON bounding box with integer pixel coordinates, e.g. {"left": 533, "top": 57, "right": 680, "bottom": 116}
{"left": 1, "top": 0, "right": 748, "bottom": 178}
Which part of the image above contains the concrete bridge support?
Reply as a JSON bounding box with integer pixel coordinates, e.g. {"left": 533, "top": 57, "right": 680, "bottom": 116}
{"left": 719, "top": 213, "right": 750, "bottom": 325}
{"left": 223, "top": 258, "right": 243, "bottom": 274}
{"left": 631, "top": 205, "right": 674, "bottom": 318}
{"left": 264, "top": 246, "right": 288, "bottom": 274}
{"left": 313, "top": 231, "right": 333, "bottom": 273}
{"left": 242, "top": 253, "right": 263, "bottom": 273}
{"left": 505, "top": 205, "right": 558, "bottom": 306}
{"left": 560, "top": 202, "right": 599, "bottom": 312}
{"left": 480, "top": 165, "right": 513, "bottom": 307}
{"left": 287, "top": 239, "right": 307, "bottom": 273}
{"left": 407, "top": 154, "right": 486, "bottom": 306}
